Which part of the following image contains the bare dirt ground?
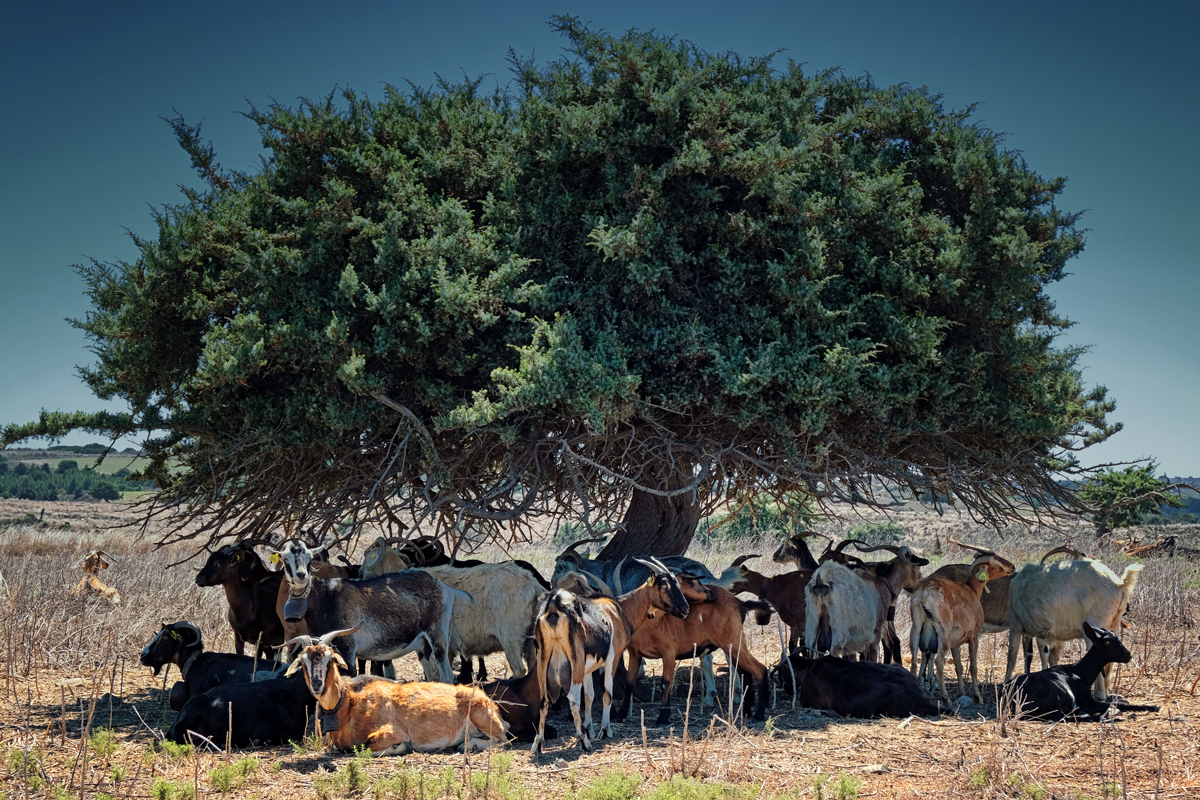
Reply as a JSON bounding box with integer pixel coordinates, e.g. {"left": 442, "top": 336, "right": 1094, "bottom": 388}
{"left": 0, "top": 497, "right": 1197, "bottom": 800}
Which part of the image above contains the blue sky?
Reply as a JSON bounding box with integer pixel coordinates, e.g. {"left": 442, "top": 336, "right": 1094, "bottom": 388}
{"left": 2, "top": 1, "right": 1197, "bottom": 475}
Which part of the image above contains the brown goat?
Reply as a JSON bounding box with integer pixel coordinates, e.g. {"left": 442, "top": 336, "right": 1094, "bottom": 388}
{"left": 909, "top": 552, "right": 1016, "bottom": 702}
{"left": 716, "top": 555, "right": 814, "bottom": 654}
{"left": 618, "top": 566, "right": 770, "bottom": 726}
{"left": 71, "top": 550, "right": 120, "bottom": 604}
{"left": 481, "top": 673, "right": 558, "bottom": 743}
{"left": 286, "top": 627, "right": 506, "bottom": 754}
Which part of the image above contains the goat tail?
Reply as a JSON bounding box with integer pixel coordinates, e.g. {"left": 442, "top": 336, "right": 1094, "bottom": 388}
{"left": 1120, "top": 563, "right": 1144, "bottom": 596}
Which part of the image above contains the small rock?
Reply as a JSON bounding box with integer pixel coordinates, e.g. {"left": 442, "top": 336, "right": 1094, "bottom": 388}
{"left": 553, "top": 759, "right": 569, "bottom": 769}
{"left": 861, "top": 764, "right": 890, "bottom": 774}
{"left": 953, "top": 695, "right": 973, "bottom": 707}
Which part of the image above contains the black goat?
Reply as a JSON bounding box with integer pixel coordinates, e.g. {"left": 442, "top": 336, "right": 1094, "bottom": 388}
{"left": 481, "top": 672, "right": 558, "bottom": 743}
{"left": 140, "top": 621, "right": 279, "bottom": 710}
{"left": 1005, "top": 622, "right": 1160, "bottom": 721}
{"left": 775, "top": 655, "right": 939, "bottom": 718}
{"left": 166, "top": 673, "right": 316, "bottom": 746}
{"left": 195, "top": 540, "right": 284, "bottom": 660}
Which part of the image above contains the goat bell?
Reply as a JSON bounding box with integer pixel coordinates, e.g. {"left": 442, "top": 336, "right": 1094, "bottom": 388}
{"left": 283, "top": 597, "right": 308, "bottom": 622}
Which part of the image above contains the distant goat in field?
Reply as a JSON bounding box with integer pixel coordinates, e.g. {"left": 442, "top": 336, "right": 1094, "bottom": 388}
{"left": 71, "top": 550, "right": 120, "bottom": 604}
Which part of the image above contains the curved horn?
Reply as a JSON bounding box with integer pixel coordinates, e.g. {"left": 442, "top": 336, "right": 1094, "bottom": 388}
{"left": 95, "top": 550, "right": 118, "bottom": 564}
{"left": 730, "top": 553, "right": 761, "bottom": 568}
{"left": 1041, "top": 544, "right": 1087, "bottom": 563}
{"left": 794, "top": 530, "right": 831, "bottom": 542}
{"left": 849, "top": 542, "right": 900, "bottom": 555}
{"left": 278, "top": 635, "right": 319, "bottom": 650}
{"left": 561, "top": 537, "right": 607, "bottom": 555}
{"left": 947, "top": 539, "right": 996, "bottom": 557}
{"left": 381, "top": 536, "right": 405, "bottom": 546}
{"left": 632, "top": 557, "right": 660, "bottom": 573}
{"left": 176, "top": 621, "right": 203, "bottom": 648}
{"left": 318, "top": 623, "right": 362, "bottom": 645}
{"left": 578, "top": 568, "right": 614, "bottom": 597}
{"left": 833, "top": 539, "right": 859, "bottom": 553}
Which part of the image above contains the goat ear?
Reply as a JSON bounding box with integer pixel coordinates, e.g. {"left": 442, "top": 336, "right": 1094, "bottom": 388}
{"left": 1082, "top": 621, "right": 1098, "bottom": 641}
{"left": 284, "top": 660, "right": 302, "bottom": 677}
{"left": 332, "top": 653, "right": 348, "bottom": 669}
{"left": 254, "top": 544, "right": 283, "bottom": 571}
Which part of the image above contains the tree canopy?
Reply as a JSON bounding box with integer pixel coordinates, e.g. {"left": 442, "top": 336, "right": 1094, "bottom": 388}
{"left": 1077, "top": 462, "right": 1186, "bottom": 535}
{"left": 3, "top": 18, "right": 1119, "bottom": 549}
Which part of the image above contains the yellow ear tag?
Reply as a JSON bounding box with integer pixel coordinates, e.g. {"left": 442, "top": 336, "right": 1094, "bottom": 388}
{"left": 647, "top": 575, "right": 656, "bottom": 585}
{"left": 169, "top": 631, "right": 179, "bottom": 640}
{"left": 976, "top": 567, "right": 989, "bottom": 582}
{"left": 101, "top": 562, "right": 108, "bottom": 569}
{"left": 271, "top": 553, "right": 281, "bottom": 565}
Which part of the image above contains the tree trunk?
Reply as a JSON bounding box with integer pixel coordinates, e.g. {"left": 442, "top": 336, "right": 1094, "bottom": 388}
{"left": 598, "top": 486, "right": 702, "bottom": 560}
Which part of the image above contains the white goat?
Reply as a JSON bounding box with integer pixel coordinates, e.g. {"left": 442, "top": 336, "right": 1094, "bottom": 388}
{"left": 1005, "top": 557, "right": 1143, "bottom": 700}
{"left": 804, "top": 560, "right": 888, "bottom": 660}
{"left": 423, "top": 562, "right": 543, "bottom": 679}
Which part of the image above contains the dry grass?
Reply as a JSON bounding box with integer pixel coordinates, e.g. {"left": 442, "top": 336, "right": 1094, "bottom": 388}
{"left": 0, "top": 498, "right": 1197, "bottom": 799}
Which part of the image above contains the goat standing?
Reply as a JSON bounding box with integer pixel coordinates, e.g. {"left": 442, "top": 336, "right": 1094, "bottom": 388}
{"left": 532, "top": 587, "right": 633, "bottom": 754}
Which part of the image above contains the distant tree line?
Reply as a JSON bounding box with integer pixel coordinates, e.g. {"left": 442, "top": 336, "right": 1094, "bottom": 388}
{"left": 0, "top": 458, "right": 156, "bottom": 501}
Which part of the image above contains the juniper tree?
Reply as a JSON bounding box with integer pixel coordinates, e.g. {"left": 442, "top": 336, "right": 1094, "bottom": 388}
{"left": 3, "top": 18, "right": 1119, "bottom": 554}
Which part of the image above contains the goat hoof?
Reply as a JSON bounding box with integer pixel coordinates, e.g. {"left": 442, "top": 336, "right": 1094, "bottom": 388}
{"left": 702, "top": 696, "right": 715, "bottom": 708}
{"left": 655, "top": 711, "right": 672, "bottom": 727}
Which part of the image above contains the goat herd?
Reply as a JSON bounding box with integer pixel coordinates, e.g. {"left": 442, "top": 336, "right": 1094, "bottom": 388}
{"left": 133, "top": 531, "right": 1160, "bottom": 758}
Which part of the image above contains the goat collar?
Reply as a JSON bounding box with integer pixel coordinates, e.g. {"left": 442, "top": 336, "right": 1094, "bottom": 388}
{"left": 179, "top": 650, "right": 202, "bottom": 681}
{"left": 318, "top": 689, "right": 344, "bottom": 733}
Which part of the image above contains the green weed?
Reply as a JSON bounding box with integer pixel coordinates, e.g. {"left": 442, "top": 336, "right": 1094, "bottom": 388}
{"left": 89, "top": 727, "right": 120, "bottom": 758}
{"left": 832, "top": 773, "right": 861, "bottom": 800}
{"left": 583, "top": 769, "right": 641, "bottom": 800}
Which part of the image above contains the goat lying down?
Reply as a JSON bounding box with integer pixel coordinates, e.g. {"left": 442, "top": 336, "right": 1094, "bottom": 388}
{"left": 776, "top": 655, "right": 940, "bottom": 718}
{"left": 1005, "top": 622, "right": 1159, "bottom": 722}
{"left": 286, "top": 627, "right": 507, "bottom": 755}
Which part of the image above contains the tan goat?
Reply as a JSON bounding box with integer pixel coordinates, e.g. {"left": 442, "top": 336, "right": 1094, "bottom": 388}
{"left": 286, "top": 627, "right": 507, "bottom": 754}
{"left": 70, "top": 550, "right": 120, "bottom": 605}
{"left": 909, "top": 551, "right": 1015, "bottom": 702}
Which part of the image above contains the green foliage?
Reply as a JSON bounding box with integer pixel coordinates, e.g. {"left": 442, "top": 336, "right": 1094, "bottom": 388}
{"left": 1079, "top": 461, "right": 1186, "bottom": 533}
{"left": 846, "top": 522, "right": 905, "bottom": 544}
{"left": 0, "top": 459, "right": 154, "bottom": 501}
{"left": 697, "top": 499, "right": 815, "bottom": 544}
{"left": 157, "top": 740, "right": 194, "bottom": 760}
{"left": 645, "top": 776, "right": 758, "bottom": 800}
{"left": 5, "top": 18, "right": 1118, "bottom": 545}
{"left": 109, "top": 764, "right": 128, "bottom": 783}
{"left": 832, "top": 774, "right": 861, "bottom": 800}
{"left": 89, "top": 727, "right": 120, "bottom": 757}
{"left": 583, "top": 770, "right": 641, "bottom": 800}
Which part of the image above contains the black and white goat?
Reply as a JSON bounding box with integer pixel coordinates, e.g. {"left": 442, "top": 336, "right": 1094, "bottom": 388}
{"left": 532, "top": 587, "right": 633, "bottom": 754}
{"left": 139, "top": 621, "right": 279, "bottom": 710}
{"left": 1005, "top": 623, "right": 1159, "bottom": 721}
{"left": 257, "top": 539, "right": 465, "bottom": 682}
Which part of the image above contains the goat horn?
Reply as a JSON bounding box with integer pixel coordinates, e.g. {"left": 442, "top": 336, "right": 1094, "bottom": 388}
{"left": 1040, "top": 544, "right": 1087, "bottom": 563}
{"left": 579, "top": 568, "right": 614, "bottom": 597}
{"left": 833, "top": 539, "right": 859, "bottom": 552}
{"left": 318, "top": 623, "right": 362, "bottom": 645}
{"left": 848, "top": 542, "right": 898, "bottom": 555}
{"left": 278, "top": 635, "right": 319, "bottom": 650}
{"left": 561, "top": 537, "right": 607, "bottom": 555}
{"left": 632, "top": 557, "right": 660, "bottom": 573}
{"left": 730, "top": 554, "right": 761, "bottom": 568}
{"left": 96, "top": 550, "right": 118, "bottom": 564}
{"left": 177, "top": 621, "right": 203, "bottom": 648}
{"left": 947, "top": 538, "right": 996, "bottom": 557}
{"left": 381, "top": 537, "right": 405, "bottom": 546}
